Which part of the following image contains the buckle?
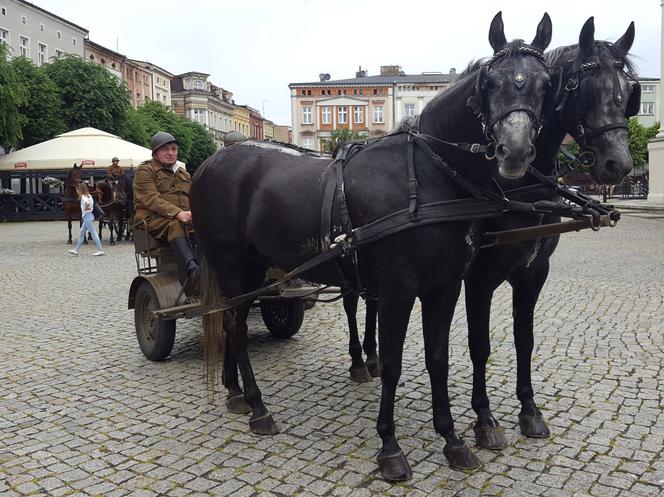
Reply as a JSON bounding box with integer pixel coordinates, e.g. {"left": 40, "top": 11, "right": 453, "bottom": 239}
{"left": 470, "top": 143, "right": 481, "bottom": 154}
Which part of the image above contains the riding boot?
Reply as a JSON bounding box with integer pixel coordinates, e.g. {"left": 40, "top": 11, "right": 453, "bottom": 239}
{"left": 169, "top": 237, "right": 200, "bottom": 295}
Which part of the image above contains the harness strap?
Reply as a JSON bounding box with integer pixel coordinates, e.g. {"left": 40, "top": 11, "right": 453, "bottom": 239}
{"left": 407, "top": 139, "right": 418, "bottom": 216}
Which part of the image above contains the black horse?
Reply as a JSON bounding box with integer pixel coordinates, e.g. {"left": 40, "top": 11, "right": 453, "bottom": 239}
{"left": 465, "top": 18, "right": 637, "bottom": 450}
{"left": 96, "top": 175, "right": 132, "bottom": 245}
{"left": 192, "top": 12, "right": 554, "bottom": 481}
{"left": 63, "top": 164, "right": 82, "bottom": 244}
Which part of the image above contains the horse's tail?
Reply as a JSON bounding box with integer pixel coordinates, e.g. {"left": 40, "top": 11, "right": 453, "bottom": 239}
{"left": 200, "top": 254, "right": 224, "bottom": 397}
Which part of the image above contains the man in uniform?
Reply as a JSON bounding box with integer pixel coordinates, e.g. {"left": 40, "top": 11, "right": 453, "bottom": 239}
{"left": 107, "top": 157, "right": 123, "bottom": 181}
{"left": 133, "top": 132, "right": 199, "bottom": 294}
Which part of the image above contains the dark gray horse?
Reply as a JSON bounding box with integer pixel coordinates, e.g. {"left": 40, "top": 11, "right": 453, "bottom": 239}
{"left": 192, "top": 12, "right": 554, "bottom": 481}
{"left": 465, "top": 17, "right": 637, "bottom": 450}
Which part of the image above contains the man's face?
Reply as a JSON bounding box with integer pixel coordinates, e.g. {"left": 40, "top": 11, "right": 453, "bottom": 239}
{"left": 154, "top": 143, "right": 179, "bottom": 167}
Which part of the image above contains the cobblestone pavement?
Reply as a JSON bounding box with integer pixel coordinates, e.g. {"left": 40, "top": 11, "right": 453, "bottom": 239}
{"left": 1, "top": 215, "right": 662, "bottom": 497}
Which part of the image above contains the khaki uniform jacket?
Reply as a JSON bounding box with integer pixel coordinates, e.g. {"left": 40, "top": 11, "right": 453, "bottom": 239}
{"left": 133, "top": 159, "right": 191, "bottom": 223}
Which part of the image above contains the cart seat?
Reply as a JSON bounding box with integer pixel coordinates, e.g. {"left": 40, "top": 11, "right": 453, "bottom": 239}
{"left": 132, "top": 223, "right": 170, "bottom": 257}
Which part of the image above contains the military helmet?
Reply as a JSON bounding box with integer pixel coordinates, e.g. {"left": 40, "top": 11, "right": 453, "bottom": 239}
{"left": 150, "top": 131, "right": 178, "bottom": 153}
{"left": 223, "top": 131, "right": 247, "bottom": 147}
{"left": 111, "top": 156, "right": 119, "bottom": 162}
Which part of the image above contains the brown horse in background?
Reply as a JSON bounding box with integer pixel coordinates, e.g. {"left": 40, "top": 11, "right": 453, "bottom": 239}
{"left": 63, "top": 164, "right": 82, "bottom": 244}
{"left": 96, "top": 177, "right": 130, "bottom": 245}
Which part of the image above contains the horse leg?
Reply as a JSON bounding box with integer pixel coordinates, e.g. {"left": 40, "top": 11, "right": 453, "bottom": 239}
{"left": 422, "top": 283, "right": 481, "bottom": 470}
{"left": 464, "top": 276, "right": 506, "bottom": 450}
{"left": 344, "top": 292, "right": 371, "bottom": 383}
{"left": 97, "top": 219, "right": 103, "bottom": 242}
{"left": 509, "top": 262, "right": 551, "bottom": 438}
{"left": 67, "top": 219, "right": 73, "bottom": 244}
{"left": 109, "top": 217, "right": 116, "bottom": 245}
{"left": 376, "top": 293, "right": 415, "bottom": 481}
{"left": 222, "top": 332, "right": 250, "bottom": 414}
{"left": 213, "top": 253, "right": 277, "bottom": 435}
{"left": 364, "top": 297, "right": 379, "bottom": 377}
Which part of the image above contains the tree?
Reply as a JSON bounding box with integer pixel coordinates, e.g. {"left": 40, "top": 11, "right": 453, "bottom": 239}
{"left": 119, "top": 101, "right": 217, "bottom": 172}
{"left": 44, "top": 55, "right": 131, "bottom": 135}
{"left": 10, "top": 57, "right": 66, "bottom": 148}
{"left": 0, "top": 43, "right": 27, "bottom": 150}
{"left": 321, "top": 128, "right": 366, "bottom": 154}
{"left": 627, "top": 118, "right": 659, "bottom": 171}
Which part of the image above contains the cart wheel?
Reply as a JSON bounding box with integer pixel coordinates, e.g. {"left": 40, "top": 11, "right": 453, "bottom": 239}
{"left": 260, "top": 299, "right": 305, "bottom": 339}
{"left": 134, "top": 280, "right": 176, "bottom": 361}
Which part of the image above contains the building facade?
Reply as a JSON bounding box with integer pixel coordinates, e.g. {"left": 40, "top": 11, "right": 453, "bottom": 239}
{"left": 636, "top": 77, "right": 660, "bottom": 128}
{"left": 124, "top": 60, "right": 152, "bottom": 108}
{"left": 232, "top": 105, "right": 251, "bottom": 137}
{"left": 170, "top": 72, "right": 234, "bottom": 146}
{"left": 273, "top": 125, "right": 291, "bottom": 144}
{"left": 84, "top": 39, "right": 124, "bottom": 79}
{"left": 128, "top": 59, "right": 173, "bottom": 108}
{"left": 263, "top": 119, "right": 274, "bottom": 141}
{"left": 289, "top": 66, "right": 455, "bottom": 150}
{"left": 243, "top": 105, "right": 263, "bottom": 140}
{"left": 0, "top": 0, "right": 87, "bottom": 65}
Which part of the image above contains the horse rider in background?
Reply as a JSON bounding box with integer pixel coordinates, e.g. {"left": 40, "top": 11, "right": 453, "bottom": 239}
{"left": 133, "top": 132, "right": 200, "bottom": 295}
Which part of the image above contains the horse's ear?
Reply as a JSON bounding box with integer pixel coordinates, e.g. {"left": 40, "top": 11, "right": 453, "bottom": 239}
{"left": 579, "top": 16, "right": 595, "bottom": 58}
{"left": 613, "top": 21, "right": 635, "bottom": 55}
{"left": 489, "top": 11, "right": 507, "bottom": 53}
{"left": 531, "top": 12, "right": 552, "bottom": 52}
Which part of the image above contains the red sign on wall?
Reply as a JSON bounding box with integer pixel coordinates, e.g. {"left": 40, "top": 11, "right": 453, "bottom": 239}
{"left": 81, "top": 160, "right": 95, "bottom": 165}
{"left": 14, "top": 163, "right": 27, "bottom": 169}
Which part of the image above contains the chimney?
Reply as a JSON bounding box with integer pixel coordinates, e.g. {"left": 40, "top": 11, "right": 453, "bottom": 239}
{"left": 380, "top": 65, "right": 402, "bottom": 76}
{"left": 355, "top": 65, "right": 367, "bottom": 78}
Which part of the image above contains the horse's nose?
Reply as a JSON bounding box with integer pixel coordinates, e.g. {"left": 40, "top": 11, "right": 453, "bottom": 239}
{"left": 495, "top": 143, "right": 536, "bottom": 165}
{"left": 495, "top": 143, "right": 510, "bottom": 161}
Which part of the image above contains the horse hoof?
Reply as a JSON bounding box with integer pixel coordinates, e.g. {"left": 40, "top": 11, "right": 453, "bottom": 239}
{"left": 377, "top": 450, "right": 412, "bottom": 481}
{"left": 366, "top": 359, "right": 380, "bottom": 378}
{"left": 473, "top": 423, "right": 507, "bottom": 450}
{"left": 249, "top": 414, "right": 279, "bottom": 435}
{"left": 519, "top": 414, "right": 550, "bottom": 438}
{"left": 225, "top": 394, "right": 251, "bottom": 414}
{"left": 443, "top": 442, "right": 481, "bottom": 470}
{"left": 349, "top": 365, "right": 372, "bottom": 383}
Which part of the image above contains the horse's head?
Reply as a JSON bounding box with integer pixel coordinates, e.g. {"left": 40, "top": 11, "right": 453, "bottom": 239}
{"left": 556, "top": 18, "right": 636, "bottom": 185}
{"left": 472, "top": 12, "right": 554, "bottom": 179}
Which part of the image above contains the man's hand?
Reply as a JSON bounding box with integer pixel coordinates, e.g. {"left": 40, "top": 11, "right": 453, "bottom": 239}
{"left": 176, "top": 210, "right": 193, "bottom": 224}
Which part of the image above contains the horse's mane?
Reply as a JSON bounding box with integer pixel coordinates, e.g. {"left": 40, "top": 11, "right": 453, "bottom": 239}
{"left": 545, "top": 41, "right": 636, "bottom": 75}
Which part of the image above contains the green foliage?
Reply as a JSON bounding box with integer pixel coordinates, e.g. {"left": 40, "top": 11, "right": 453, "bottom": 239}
{"left": 43, "top": 55, "right": 131, "bottom": 135}
{"left": 627, "top": 118, "right": 659, "bottom": 171}
{"left": 321, "top": 128, "right": 366, "bottom": 154}
{"left": 119, "top": 101, "right": 217, "bottom": 171}
{"left": 10, "top": 57, "right": 66, "bottom": 148}
{"left": 0, "top": 43, "right": 27, "bottom": 150}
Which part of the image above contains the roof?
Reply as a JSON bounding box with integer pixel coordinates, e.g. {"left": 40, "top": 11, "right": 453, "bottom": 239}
{"left": 84, "top": 39, "right": 126, "bottom": 60}
{"left": 289, "top": 73, "right": 456, "bottom": 88}
{"left": 17, "top": 0, "right": 88, "bottom": 34}
{"left": 127, "top": 59, "right": 174, "bottom": 78}
{"left": 0, "top": 127, "right": 184, "bottom": 171}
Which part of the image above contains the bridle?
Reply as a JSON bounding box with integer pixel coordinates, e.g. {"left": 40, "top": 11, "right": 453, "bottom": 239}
{"left": 473, "top": 44, "right": 550, "bottom": 143}
{"left": 556, "top": 57, "right": 640, "bottom": 168}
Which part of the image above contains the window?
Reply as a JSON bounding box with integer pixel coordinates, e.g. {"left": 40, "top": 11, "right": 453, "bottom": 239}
{"left": 21, "top": 15, "right": 26, "bottom": 24}
{"left": 302, "top": 135, "right": 313, "bottom": 150}
{"left": 404, "top": 103, "right": 416, "bottom": 117}
{"left": 338, "top": 106, "right": 348, "bottom": 124}
{"left": 321, "top": 106, "right": 331, "bottom": 124}
{"left": 0, "top": 29, "right": 8, "bottom": 46}
{"left": 373, "top": 105, "right": 384, "bottom": 123}
{"left": 40, "top": 23, "right": 44, "bottom": 32}
{"left": 373, "top": 89, "right": 377, "bottom": 95}
{"left": 353, "top": 106, "right": 363, "bottom": 123}
{"left": 1, "top": 7, "right": 6, "bottom": 16}
{"left": 642, "top": 84, "right": 655, "bottom": 93}
{"left": 302, "top": 106, "right": 312, "bottom": 124}
{"left": 19, "top": 36, "right": 28, "bottom": 57}
{"left": 57, "top": 31, "right": 61, "bottom": 39}
{"left": 193, "top": 108, "right": 205, "bottom": 124}
{"left": 156, "top": 92, "right": 161, "bottom": 101}
{"left": 639, "top": 102, "right": 655, "bottom": 115}
{"left": 193, "top": 79, "right": 204, "bottom": 90}
{"left": 72, "top": 37, "right": 76, "bottom": 46}
{"left": 55, "top": 49, "right": 64, "bottom": 58}
{"left": 38, "top": 43, "right": 46, "bottom": 66}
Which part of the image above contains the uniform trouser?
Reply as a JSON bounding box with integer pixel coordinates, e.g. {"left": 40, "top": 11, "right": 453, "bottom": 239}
{"left": 141, "top": 215, "right": 192, "bottom": 242}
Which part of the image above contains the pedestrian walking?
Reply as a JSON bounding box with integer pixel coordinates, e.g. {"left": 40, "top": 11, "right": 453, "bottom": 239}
{"left": 68, "top": 183, "right": 105, "bottom": 256}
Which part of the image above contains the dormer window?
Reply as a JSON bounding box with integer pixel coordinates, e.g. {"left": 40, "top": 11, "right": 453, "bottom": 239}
{"left": 193, "top": 79, "right": 204, "bottom": 90}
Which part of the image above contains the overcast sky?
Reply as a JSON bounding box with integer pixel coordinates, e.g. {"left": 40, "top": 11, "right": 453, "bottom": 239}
{"left": 35, "top": 0, "right": 661, "bottom": 126}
